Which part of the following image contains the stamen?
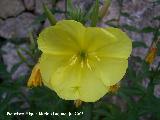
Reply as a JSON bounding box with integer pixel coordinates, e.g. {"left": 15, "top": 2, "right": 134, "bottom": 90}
{"left": 70, "top": 55, "right": 77, "bottom": 65}
{"left": 95, "top": 55, "right": 101, "bottom": 61}
{"left": 81, "top": 60, "right": 84, "bottom": 68}
{"left": 87, "top": 59, "right": 92, "bottom": 70}
{"left": 69, "top": 50, "right": 95, "bottom": 71}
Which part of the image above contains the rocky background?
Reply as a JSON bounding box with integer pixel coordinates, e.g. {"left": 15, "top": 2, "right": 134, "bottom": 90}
{"left": 0, "top": 0, "right": 160, "bottom": 94}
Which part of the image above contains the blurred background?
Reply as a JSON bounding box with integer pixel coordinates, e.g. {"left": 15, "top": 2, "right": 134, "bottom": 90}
{"left": 0, "top": 0, "right": 160, "bottom": 120}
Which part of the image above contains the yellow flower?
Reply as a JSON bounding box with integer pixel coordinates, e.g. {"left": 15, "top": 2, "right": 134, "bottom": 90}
{"left": 27, "top": 63, "right": 43, "bottom": 88}
{"left": 37, "top": 20, "right": 132, "bottom": 102}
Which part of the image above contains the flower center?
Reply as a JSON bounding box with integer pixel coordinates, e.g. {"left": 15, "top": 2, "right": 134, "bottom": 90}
{"left": 78, "top": 50, "right": 91, "bottom": 69}
{"left": 69, "top": 50, "right": 90, "bottom": 69}
{"left": 69, "top": 50, "right": 101, "bottom": 70}
{"left": 79, "top": 50, "right": 87, "bottom": 61}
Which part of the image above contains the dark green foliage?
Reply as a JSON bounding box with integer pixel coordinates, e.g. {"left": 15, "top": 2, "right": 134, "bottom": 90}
{"left": 132, "top": 41, "right": 148, "bottom": 48}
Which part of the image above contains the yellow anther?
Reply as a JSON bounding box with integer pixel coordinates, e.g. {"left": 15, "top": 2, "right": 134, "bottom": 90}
{"left": 95, "top": 55, "right": 101, "bottom": 61}
{"left": 81, "top": 60, "right": 84, "bottom": 68}
{"left": 70, "top": 55, "right": 77, "bottom": 66}
{"left": 87, "top": 59, "right": 92, "bottom": 70}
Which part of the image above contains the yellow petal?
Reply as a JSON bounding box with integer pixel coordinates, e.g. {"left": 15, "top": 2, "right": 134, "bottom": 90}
{"left": 84, "top": 27, "right": 117, "bottom": 52}
{"left": 39, "top": 53, "right": 71, "bottom": 89}
{"left": 95, "top": 57, "right": 128, "bottom": 86}
{"left": 79, "top": 68, "right": 109, "bottom": 102}
{"left": 55, "top": 20, "right": 85, "bottom": 48}
{"left": 95, "top": 27, "right": 132, "bottom": 59}
{"left": 38, "top": 20, "right": 85, "bottom": 55}
{"left": 50, "top": 64, "right": 82, "bottom": 100}
{"left": 50, "top": 62, "right": 109, "bottom": 102}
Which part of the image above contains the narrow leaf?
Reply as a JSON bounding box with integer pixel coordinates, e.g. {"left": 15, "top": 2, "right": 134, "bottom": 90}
{"left": 133, "top": 41, "right": 148, "bottom": 48}
{"left": 121, "top": 24, "right": 139, "bottom": 32}
{"left": 66, "top": 0, "right": 74, "bottom": 12}
{"left": 90, "top": 0, "right": 99, "bottom": 27}
{"left": 140, "top": 27, "right": 156, "bottom": 33}
{"left": 99, "top": 0, "right": 111, "bottom": 20}
{"left": 43, "top": 4, "right": 57, "bottom": 26}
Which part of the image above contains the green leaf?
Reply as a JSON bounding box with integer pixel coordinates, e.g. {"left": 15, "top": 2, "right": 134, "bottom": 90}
{"left": 121, "top": 24, "right": 139, "bottom": 32}
{"left": 0, "top": 94, "right": 11, "bottom": 113}
{"left": 0, "top": 63, "right": 11, "bottom": 81}
{"left": 153, "top": 73, "right": 160, "bottom": 84}
{"left": 66, "top": 0, "right": 74, "bottom": 12}
{"left": 121, "top": 86, "right": 145, "bottom": 96}
{"left": 67, "top": 8, "right": 86, "bottom": 23}
{"left": 20, "top": 47, "right": 34, "bottom": 59}
{"left": 122, "top": 25, "right": 156, "bottom": 33}
{"left": 82, "top": 103, "right": 93, "bottom": 120}
{"left": 43, "top": 4, "right": 57, "bottom": 26}
{"left": 127, "top": 111, "right": 138, "bottom": 120}
{"left": 33, "top": 14, "right": 46, "bottom": 24}
{"left": 154, "top": 16, "right": 160, "bottom": 20}
{"left": 141, "top": 61, "right": 150, "bottom": 76}
{"left": 10, "top": 62, "right": 22, "bottom": 74}
{"left": 153, "top": 0, "right": 160, "bottom": 4}
{"left": 120, "top": 12, "right": 130, "bottom": 17}
{"left": 90, "top": 0, "right": 99, "bottom": 26}
{"left": 105, "top": 19, "right": 119, "bottom": 27}
{"left": 94, "top": 102, "right": 127, "bottom": 120}
{"left": 140, "top": 27, "right": 156, "bottom": 33}
{"left": 157, "top": 42, "right": 160, "bottom": 56}
{"left": 99, "top": 0, "right": 111, "bottom": 20}
{"left": 132, "top": 41, "right": 148, "bottom": 48}
{"left": 127, "top": 64, "right": 137, "bottom": 81}
{"left": 16, "top": 50, "right": 32, "bottom": 68}
{"left": 66, "top": 0, "right": 87, "bottom": 24}
{"left": 29, "top": 31, "right": 36, "bottom": 50}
